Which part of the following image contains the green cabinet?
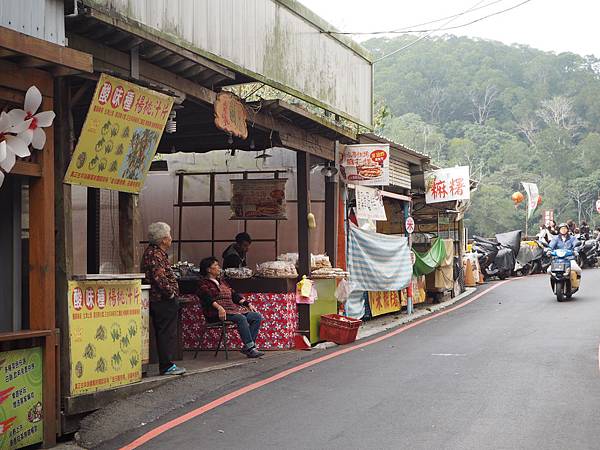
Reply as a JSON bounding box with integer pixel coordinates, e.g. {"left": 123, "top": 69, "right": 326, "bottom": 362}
{"left": 309, "top": 279, "right": 338, "bottom": 344}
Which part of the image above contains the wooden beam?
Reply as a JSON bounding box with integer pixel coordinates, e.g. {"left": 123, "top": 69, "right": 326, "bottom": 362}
{"left": 118, "top": 193, "right": 142, "bottom": 272}
{"left": 68, "top": 34, "right": 216, "bottom": 105}
{"left": 87, "top": 188, "right": 100, "bottom": 273}
{"left": 17, "top": 56, "right": 52, "bottom": 68}
{"left": 12, "top": 160, "right": 42, "bottom": 177}
{"left": 0, "top": 25, "right": 92, "bottom": 72}
{"left": 0, "top": 60, "right": 53, "bottom": 94}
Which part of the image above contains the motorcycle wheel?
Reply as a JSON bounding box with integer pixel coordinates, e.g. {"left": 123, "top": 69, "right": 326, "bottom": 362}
{"left": 520, "top": 264, "right": 532, "bottom": 276}
{"left": 555, "top": 281, "right": 565, "bottom": 302}
{"left": 498, "top": 272, "right": 508, "bottom": 280}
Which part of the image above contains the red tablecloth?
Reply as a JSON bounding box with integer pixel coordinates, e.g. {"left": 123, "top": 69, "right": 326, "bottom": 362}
{"left": 181, "top": 292, "right": 298, "bottom": 350}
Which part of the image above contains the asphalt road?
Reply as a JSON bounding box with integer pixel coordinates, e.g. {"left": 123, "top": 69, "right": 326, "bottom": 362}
{"left": 108, "top": 269, "right": 600, "bottom": 450}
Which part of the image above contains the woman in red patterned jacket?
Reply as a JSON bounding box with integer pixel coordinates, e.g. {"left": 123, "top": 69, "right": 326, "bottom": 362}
{"left": 141, "top": 222, "right": 186, "bottom": 375}
{"left": 197, "top": 257, "right": 264, "bottom": 358}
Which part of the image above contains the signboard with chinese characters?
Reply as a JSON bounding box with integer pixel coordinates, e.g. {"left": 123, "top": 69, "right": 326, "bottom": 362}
{"left": 214, "top": 92, "right": 248, "bottom": 139}
{"left": 405, "top": 216, "right": 415, "bottom": 234}
{"left": 0, "top": 347, "right": 43, "bottom": 450}
{"left": 340, "top": 144, "right": 390, "bottom": 186}
{"left": 230, "top": 179, "right": 287, "bottom": 220}
{"left": 67, "top": 279, "right": 142, "bottom": 396}
{"left": 596, "top": 200, "right": 600, "bottom": 214}
{"left": 355, "top": 186, "right": 387, "bottom": 221}
{"left": 64, "top": 74, "right": 174, "bottom": 193}
{"left": 425, "top": 166, "right": 470, "bottom": 204}
{"left": 368, "top": 291, "right": 401, "bottom": 317}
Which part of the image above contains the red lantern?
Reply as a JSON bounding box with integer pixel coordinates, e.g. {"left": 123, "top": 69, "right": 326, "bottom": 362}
{"left": 537, "top": 196, "right": 542, "bottom": 206}
{"left": 511, "top": 192, "right": 524, "bottom": 204}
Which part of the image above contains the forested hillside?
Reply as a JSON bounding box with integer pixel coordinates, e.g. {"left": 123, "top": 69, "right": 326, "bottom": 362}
{"left": 364, "top": 35, "right": 600, "bottom": 236}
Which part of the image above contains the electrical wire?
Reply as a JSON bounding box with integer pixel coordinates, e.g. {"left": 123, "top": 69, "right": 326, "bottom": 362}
{"left": 374, "top": 0, "right": 533, "bottom": 62}
{"left": 325, "top": 0, "right": 506, "bottom": 35}
{"left": 374, "top": 0, "right": 489, "bottom": 63}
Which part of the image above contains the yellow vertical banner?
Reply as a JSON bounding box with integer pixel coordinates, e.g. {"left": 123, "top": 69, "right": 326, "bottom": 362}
{"left": 64, "top": 73, "right": 174, "bottom": 193}
{"left": 67, "top": 280, "right": 142, "bottom": 396}
{"left": 368, "top": 291, "right": 401, "bottom": 317}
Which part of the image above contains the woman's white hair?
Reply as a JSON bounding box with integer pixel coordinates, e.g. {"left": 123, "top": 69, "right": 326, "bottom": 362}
{"left": 148, "top": 222, "right": 171, "bottom": 245}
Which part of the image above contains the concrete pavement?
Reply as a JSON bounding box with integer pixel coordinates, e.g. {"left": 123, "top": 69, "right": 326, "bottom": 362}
{"left": 87, "top": 269, "right": 600, "bottom": 449}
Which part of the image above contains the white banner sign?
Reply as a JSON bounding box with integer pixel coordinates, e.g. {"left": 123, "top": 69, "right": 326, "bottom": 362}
{"left": 425, "top": 166, "right": 470, "bottom": 204}
{"left": 340, "top": 144, "right": 389, "bottom": 186}
{"left": 522, "top": 182, "right": 539, "bottom": 219}
{"left": 355, "top": 186, "right": 387, "bottom": 221}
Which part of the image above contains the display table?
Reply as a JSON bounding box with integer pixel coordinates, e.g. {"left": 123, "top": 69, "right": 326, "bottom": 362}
{"left": 179, "top": 277, "right": 298, "bottom": 351}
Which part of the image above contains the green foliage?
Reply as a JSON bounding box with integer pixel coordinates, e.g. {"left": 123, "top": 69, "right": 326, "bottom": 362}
{"left": 364, "top": 35, "right": 600, "bottom": 235}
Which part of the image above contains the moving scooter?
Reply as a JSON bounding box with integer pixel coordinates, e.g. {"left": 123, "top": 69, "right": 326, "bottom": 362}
{"left": 549, "top": 248, "right": 580, "bottom": 302}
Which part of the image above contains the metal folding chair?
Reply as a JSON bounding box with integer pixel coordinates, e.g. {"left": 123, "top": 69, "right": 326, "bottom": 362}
{"left": 194, "top": 320, "right": 235, "bottom": 360}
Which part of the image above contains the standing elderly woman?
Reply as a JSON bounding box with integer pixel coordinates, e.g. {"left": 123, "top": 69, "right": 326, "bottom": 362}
{"left": 197, "top": 257, "right": 264, "bottom": 358}
{"left": 141, "top": 222, "right": 186, "bottom": 375}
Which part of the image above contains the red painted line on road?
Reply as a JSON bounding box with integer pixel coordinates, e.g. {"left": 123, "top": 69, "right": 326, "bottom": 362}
{"left": 120, "top": 280, "right": 511, "bottom": 450}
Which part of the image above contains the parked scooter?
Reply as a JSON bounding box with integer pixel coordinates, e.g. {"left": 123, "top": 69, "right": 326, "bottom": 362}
{"left": 515, "top": 239, "right": 546, "bottom": 276}
{"left": 549, "top": 248, "right": 580, "bottom": 301}
{"left": 472, "top": 230, "right": 521, "bottom": 280}
{"left": 532, "top": 239, "right": 552, "bottom": 274}
{"left": 575, "top": 234, "right": 598, "bottom": 269}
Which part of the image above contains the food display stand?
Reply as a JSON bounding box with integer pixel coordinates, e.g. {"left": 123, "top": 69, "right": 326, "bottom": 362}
{"left": 179, "top": 277, "right": 298, "bottom": 351}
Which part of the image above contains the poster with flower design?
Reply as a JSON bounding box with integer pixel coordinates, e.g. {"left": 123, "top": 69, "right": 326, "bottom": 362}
{"left": 0, "top": 86, "right": 55, "bottom": 188}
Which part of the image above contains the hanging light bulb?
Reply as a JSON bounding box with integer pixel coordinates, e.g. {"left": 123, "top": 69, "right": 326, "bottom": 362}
{"left": 165, "top": 110, "right": 176, "bottom": 133}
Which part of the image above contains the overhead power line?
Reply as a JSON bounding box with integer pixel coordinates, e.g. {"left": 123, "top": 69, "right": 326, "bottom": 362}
{"left": 373, "top": 0, "right": 534, "bottom": 63}
{"left": 324, "top": 0, "right": 507, "bottom": 36}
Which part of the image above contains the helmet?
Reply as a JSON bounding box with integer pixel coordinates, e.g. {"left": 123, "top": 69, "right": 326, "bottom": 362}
{"left": 558, "top": 223, "right": 568, "bottom": 229}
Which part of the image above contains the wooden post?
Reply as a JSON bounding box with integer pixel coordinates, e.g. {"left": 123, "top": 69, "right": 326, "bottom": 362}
{"left": 119, "top": 193, "right": 141, "bottom": 272}
{"left": 296, "top": 151, "right": 310, "bottom": 338}
{"left": 325, "top": 143, "right": 339, "bottom": 267}
{"left": 29, "top": 92, "right": 57, "bottom": 447}
{"left": 87, "top": 188, "right": 100, "bottom": 273}
{"left": 54, "top": 77, "right": 74, "bottom": 412}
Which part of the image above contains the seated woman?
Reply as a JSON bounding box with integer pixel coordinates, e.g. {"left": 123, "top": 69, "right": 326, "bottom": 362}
{"left": 196, "top": 257, "right": 264, "bottom": 358}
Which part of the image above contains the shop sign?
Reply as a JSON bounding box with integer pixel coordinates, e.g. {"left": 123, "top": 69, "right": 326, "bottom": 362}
{"left": 64, "top": 74, "right": 174, "bottom": 193}
{"left": 405, "top": 216, "right": 415, "bottom": 234}
{"left": 67, "top": 279, "right": 142, "bottom": 397}
{"left": 425, "top": 166, "right": 470, "bottom": 204}
{"left": 355, "top": 186, "right": 387, "bottom": 221}
{"left": 595, "top": 200, "right": 600, "bottom": 214}
{"left": 141, "top": 286, "right": 150, "bottom": 365}
{"left": 368, "top": 291, "right": 401, "bottom": 317}
{"left": 214, "top": 92, "right": 248, "bottom": 139}
{"left": 230, "top": 179, "right": 287, "bottom": 220}
{"left": 0, "top": 347, "right": 43, "bottom": 450}
{"left": 544, "top": 210, "right": 554, "bottom": 224}
{"left": 340, "top": 144, "right": 390, "bottom": 186}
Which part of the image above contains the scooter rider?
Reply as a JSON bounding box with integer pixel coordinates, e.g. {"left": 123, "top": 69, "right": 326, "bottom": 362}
{"left": 548, "top": 223, "right": 582, "bottom": 279}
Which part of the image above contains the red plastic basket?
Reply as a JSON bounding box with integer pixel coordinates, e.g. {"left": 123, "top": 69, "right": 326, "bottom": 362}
{"left": 319, "top": 314, "right": 362, "bottom": 345}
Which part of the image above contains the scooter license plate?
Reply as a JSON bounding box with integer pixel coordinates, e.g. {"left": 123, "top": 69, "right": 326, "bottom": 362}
{"left": 551, "top": 262, "right": 567, "bottom": 271}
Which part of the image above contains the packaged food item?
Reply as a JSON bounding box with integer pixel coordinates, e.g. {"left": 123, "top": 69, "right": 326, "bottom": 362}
{"left": 310, "top": 267, "right": 350, "bottom": 279}
{"left": 224, "top": 267, "right": 253, "bottom": 279}
{"left": 256, "top": 261, "right": 298, "bottom": 278}
{"left": 311, "top": 254, "right": 332, "bottom": 270}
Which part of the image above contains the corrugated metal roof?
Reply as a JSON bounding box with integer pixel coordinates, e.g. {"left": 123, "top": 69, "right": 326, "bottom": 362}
{"left": 358, "top": 132, "right": 431, "bottom": 163}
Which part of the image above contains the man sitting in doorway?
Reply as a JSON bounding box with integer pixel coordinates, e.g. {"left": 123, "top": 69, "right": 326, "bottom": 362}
{"left": 222, "top": 232, "right": 252, "bottom": 269}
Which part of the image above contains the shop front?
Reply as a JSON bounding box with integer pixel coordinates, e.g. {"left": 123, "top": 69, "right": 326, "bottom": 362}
{"left": 0, "top": 25, "right": 93, "bottom": 448}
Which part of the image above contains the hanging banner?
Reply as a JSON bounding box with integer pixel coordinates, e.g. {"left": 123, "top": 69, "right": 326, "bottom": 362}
{"left": 64, "top": 73, "right": 174, "bottom": 193}
{"left": 67, "top": 279, "right": 142, "bottom": 397}
{"left": 340, "top": 144, "right": 390, "bottom": 186}
{"left": 522, "top": 182, "right": 540, "bottom": 219}
{"left": 425, "top": 166, "right": 470, "bottom": 204}
{"left": 0, "top": 347, "right": 43, "bottom": 450}
{"left": 214, "top": 92, "right": 248, "bottom": 139}
{"left": 230, "top": 179, "right": 287, "bottom": 220}
{"left": 355, "top": 186, "right": 387, "bottom": 221}
{"left": 368, "top": 291, "right": 401, "bottom": 316}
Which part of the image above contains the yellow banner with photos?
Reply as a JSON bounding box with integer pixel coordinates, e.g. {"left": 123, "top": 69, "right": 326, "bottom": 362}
{"left": 64, "top": 73, "right": 173, "bottom": 193}
{"left": 67, "top": 279, "right": 142, "bottom": 396}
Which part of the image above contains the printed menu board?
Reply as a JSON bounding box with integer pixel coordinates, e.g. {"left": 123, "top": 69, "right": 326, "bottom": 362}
{"left": 0, "top": 347, "right": 43, "bottom": 450}
{"left": 64, "top": 73, "right": 174, "bottom": 193}
{"left": 230, "top": 179, "right": 287, "bottom": 220}
{"left": 68, "top": 279, "right": 142, "bottom": 396}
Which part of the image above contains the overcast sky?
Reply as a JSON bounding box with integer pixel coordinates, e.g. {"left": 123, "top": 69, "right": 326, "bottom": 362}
{"left": 299, "top": 0, "right": 599, "bottom": 58}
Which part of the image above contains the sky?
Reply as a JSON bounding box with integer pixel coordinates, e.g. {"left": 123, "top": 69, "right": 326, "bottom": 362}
{"left": 299, "top": 0, "right": 600, "bottom": 58}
